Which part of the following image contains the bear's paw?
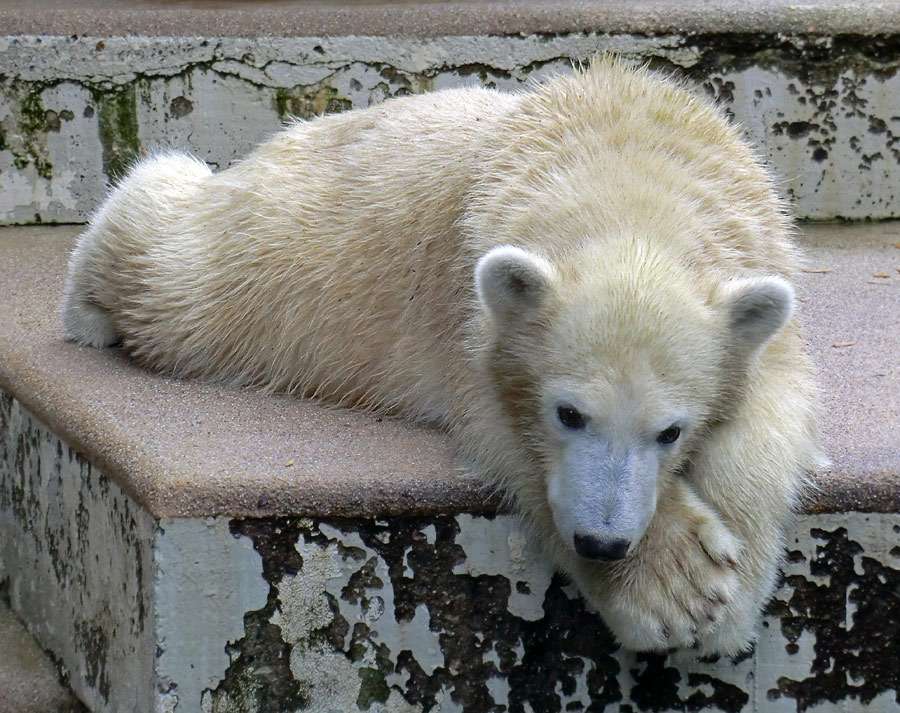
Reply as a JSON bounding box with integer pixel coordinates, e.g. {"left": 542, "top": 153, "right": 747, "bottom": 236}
{"left": 576, "top": 487, "right": 743, "bottom": 653}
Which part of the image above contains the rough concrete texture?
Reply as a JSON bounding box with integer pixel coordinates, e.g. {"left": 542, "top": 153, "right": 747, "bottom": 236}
{"left": 0, "top": 391, "right": 157, "bottom": 713}
{"left": 799, "top": 224, "right": 900, "bottom": 514}
{"left": 1, "top": 0, "right": 899, "bottom": 38}
{"left": 205, "top": 512, "right": 900, "bottom": 713}
{"left": 3, "top": 402, "right": 898, "bottom": 713}
{"left": 2, "top": 27, "right": 900, "bottom": 223}
{"left": 0, "top": 223, "right": 897, "bottom": 519}
{"left": 0, "top": 392, "right": 270, "bottom": 713}
{"left": 0, "top": 598, "right": 86, "bottom": 713}
{"left": 0, "top": 224, "right": 481, "bottom": 519}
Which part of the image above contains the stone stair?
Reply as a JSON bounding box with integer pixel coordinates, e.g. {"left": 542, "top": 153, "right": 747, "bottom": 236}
{"left": 1, "top": 2, "right": 899, "bottom": 712}
{"left": 0, "top": 594, "right": 86, "bottom": 713}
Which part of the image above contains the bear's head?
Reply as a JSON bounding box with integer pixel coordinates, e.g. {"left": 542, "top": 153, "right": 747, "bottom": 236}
{"left": 475, "top": 244, "right": 794, "bottom": 562}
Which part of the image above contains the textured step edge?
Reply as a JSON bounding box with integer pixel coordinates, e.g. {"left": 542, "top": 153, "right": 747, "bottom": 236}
{"left": 2, "top": 0, "right": 900, "bottom": 39}
{"left": 2, "top": 223, "right": 900, "bottom": 519}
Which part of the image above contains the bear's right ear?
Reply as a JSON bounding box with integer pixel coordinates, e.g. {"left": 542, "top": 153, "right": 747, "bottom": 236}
{"left": 719, "top": 276, "right": 795, "bottom": 355}
{"left": 475, "top": 246, "right": 556, "bottom": 321}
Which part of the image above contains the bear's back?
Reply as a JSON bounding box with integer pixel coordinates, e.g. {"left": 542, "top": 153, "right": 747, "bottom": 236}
{"left": 463, "top": 61, "right": 798, "bottom": 284}
{"left": 103, "top": 86, "right": 519, "bottom": 416}
{"left": 70, "top": 62, "right": 799, "bottom": 425}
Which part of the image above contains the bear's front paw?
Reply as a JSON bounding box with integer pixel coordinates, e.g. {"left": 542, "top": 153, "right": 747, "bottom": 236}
{"left": 579, "top": 509, "right": 742, "bottom": 652}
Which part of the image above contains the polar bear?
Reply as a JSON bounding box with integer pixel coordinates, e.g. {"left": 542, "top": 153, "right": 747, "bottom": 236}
{"left": 62, "top": 58, "right": 822, "bottom": 655}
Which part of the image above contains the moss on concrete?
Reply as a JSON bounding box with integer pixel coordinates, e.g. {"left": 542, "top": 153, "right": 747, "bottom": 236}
{"left": 91, "top": 85, "right": 141, "bottom": 184}
{"left": 274, "top": 85, "right": 351, "bottom": 121}
{"left": 356, "top": 667, "right": 390, "bottom": 709}
{"left": 0, "top": 83, "right": 55, "bottom": 181}
{"left": 203, "top": 608, "right": 310, "bottom": 713}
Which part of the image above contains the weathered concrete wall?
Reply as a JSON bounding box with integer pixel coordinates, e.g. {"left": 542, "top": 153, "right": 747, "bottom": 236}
{"left": 0, "top": 391, "right": 157, "bottom": 713}
{"left": 2, "top": 32, "right": 899, "bottom": 224}
{"left": 155, "top": 518, "right": 269, "bottom": 713}
{"left": 209, "top": 513, "right": 900, "bottom": 713}
{"left": 0, "top": 391, "right": 271, "bottom": 713}
{"left": 2, "top": 388, "right": 899, "bottom": 712}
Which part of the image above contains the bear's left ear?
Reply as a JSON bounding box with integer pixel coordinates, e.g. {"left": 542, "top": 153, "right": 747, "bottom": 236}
{"left": 475, "top": 246, "right": 556, "bottom": 321}
{"left": 720, "top": 276, "right": 795, "bottom": 354}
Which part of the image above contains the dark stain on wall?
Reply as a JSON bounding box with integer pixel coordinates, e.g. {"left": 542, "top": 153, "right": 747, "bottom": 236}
{"left": 213, "top": 516, "right": 842, "bottom": 713}
{"left": 75, "top": 619, "right": 111, "bottom": 703}
{"left": 767, "top": 525, "right": 900, "bottom": 711}
{"left": 203, "top": 519, "right": 312, "bottom": 712}
{"left": 0, "top": 391, "right": 153, "bottom": 709}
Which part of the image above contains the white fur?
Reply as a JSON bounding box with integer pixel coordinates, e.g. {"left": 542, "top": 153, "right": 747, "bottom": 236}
{"left": 721, "top": 276, "right": 796, "bottom": 354}
{"left": 475, "top": 246, "right": 556, "bottom": 320}
{"left": 62, "top": 58, "right": 822, "bottom": 655}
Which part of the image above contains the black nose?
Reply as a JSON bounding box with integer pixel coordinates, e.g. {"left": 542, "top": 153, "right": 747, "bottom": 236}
{"left": 573, "top": 534, "right": 630, "bottom": 561}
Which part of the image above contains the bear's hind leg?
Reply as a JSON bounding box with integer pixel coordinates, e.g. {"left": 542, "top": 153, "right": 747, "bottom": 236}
{"left": 61, "top": 230, "right": 120, "bottom": 348}
{"left": 61, "top": 296, "right": 119, "bottom": 348}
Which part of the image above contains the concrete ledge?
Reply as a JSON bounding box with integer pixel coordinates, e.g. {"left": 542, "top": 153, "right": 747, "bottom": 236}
{"left": 2, "top": 0, "right": 900, "bottom": 38}
{"left": 0, "top": 224, "right": 489, "bottom": 519}
{"left": 1, "top": 222, "right": 898, "bottom": 712}
{"left": 0, "top": 222, "right": 898, "bottom": 519}
{"left": 2, "top": 399, "right": 898, "bottom": 712}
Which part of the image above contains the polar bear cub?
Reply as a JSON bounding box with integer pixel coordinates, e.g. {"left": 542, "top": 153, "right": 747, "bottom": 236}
{"left": 63, "top": 58, "right": 822, "bottom": 655}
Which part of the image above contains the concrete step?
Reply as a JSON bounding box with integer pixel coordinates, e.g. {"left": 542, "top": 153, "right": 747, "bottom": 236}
{"left": 0, "top": 222, "right": 898, "bottom": 713}
{"left": 0, "top": 594, "right": 86, "bottom": 713}
{"left": 2, "top": 0, "right": 900, "bottom": 224}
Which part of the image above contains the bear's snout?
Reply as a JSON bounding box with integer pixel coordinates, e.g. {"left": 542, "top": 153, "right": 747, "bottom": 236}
{"left": 573, "top": 534, "right": 630, "bottom": 561}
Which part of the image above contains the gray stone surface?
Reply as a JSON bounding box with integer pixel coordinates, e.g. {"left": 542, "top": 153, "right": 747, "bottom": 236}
{"left": 0, "top": 392, "right": 267, "bottom": 712}
{"left": 0, "top": 391, "right": 157, "bottom": 713}
{"left": 0, "top": 598, "right": 86, "bottom": 713}
{"left": 0, "top": 223, "right": 897, "bottom": 520}
{"left": 1, "top": 0, "right": 899, "bottom": 38}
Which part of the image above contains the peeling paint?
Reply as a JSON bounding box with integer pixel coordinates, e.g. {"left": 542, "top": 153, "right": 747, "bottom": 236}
{"left": 764, "top": 519, "right": 900, "bottom": 711}
{"left": 274, "top": 85, "right": 352, "bottom": 121}
{"left": 207, "top": 514, "right": 900, "bottom": 712}
{"left": 451, "top": 514, "right": 554, "bottom": 622}
{"left": 155, "top": 518, "right": 269, "bottom": 712}
{"left": 200, "top": 518, "right": 316, "bottom": 713}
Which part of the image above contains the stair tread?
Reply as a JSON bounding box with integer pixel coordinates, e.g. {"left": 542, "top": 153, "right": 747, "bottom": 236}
{"left": 1, "top": 0, "right": 898, "bottom": 38}
{"left": 0, "top": 222, "right": 897, "bottom": 518}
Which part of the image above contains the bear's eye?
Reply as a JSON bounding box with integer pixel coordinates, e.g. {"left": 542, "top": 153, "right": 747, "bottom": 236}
{"left": 656, "top": 425, "right": 681, "bottom": 445}
{"left": 556, "top": 405, "right": 586, "bottom": 430}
